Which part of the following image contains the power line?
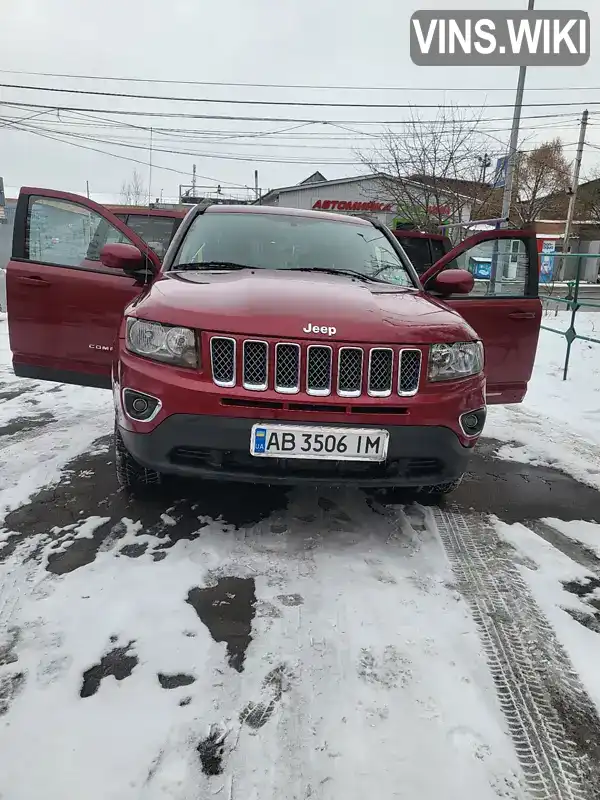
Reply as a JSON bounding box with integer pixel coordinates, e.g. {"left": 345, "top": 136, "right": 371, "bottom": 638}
{"left": 6, "top": 110, "right": 580, "bottom": 138}
{"left": 4, "top": 115, "right": 583, "bottom": 151}
{"left": 1, "top": 81, "right": 598, "bottom": 110}
{"left": 3, "top": 115, "right": 580, "bottom": 168}
{"left": 1, "top": 117, "right": 249, "bottom": 186}
{"left": 0, "top": 117, "right": 380, "bottom": 165}
{"left": 0, "top": 68, "right": 598, "bottom": 93}
{"left": 0, "top": 99, "right": 586, "bottom": 126}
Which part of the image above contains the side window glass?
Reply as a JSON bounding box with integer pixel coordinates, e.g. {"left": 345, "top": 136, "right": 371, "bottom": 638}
{"left": 396, "top": 237, "right": 432, "bottom": 274}
{"left": 26, "top": 196, "right": 132, "bottom": 270}
{"left": 443, "top": 238, "right": 531, "bottom": 298}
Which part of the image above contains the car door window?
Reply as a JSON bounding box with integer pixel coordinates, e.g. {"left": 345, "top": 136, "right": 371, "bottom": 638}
{"left": 395, "top": 236, "right": 432, "bottom": 274}
{"left": 441, "top": 237, "right": 534, "bottom": 298}
{"left": 429, "top": 238, "right": 447, "bottom": 263}
{"left": 124, "top": 214, "right": 177, "bottom": 260}
{"left": 26, "top": 196, "right": 133, "bottom": 271}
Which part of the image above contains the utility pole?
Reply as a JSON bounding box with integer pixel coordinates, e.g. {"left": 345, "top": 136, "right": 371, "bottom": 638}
{"left": 86, "top": 180, "right": 90, "bottom": 199}
{"left": 191, "top": 164, "right": 197, "bottom": 196}
{"left": 148, "top": 127, "right": 154, "bottom": 206}
{"left": 254, "top": 169, "right": 259, "bottom": 202}
{"left": 490, "top": 0, "right": 533, "bottom": 292}
{"left": 558, "top": 109, "right": 588, "bottom": 281}
{"left": 500, "top": 0, "right": 535, "bottom": 229}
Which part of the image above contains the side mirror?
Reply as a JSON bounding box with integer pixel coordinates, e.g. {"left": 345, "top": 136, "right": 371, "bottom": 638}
{"left": 100, "top": 243, "right": 145, "bottom": 271}
{"left": 426, "top": 268, "right": 474, "bottom": 296}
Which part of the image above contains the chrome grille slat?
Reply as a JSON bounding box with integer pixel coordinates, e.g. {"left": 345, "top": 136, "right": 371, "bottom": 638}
{"left": 306, "top": 345, "right": 332, "bottom": 396}
{"left": 368, "top": 348, "right": 393, "bottom": 397}
{"left": 338, "top": 347, "right": 363, "bottom": 397}
{"left": 398, "top": 349, "right": 422, "bottom": 396}
{"left": 243, "top": 340, "right": 268, "bottom": 390}
{"left": 210, "top": 337, "right": 236, "bottom": 387}
{"left": 209, "top": 336, "right": 422, "bottom": 399}
{"left": 275, "top": 343, "right": 301, "bottom": 393}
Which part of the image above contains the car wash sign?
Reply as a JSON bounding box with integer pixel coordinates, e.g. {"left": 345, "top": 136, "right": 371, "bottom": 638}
{"left": 312, "top": 199, "right": 394, "bottom": 212}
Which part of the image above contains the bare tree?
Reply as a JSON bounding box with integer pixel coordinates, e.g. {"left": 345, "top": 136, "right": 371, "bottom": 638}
{"left": 360, "top": 106, "right": 490, "bottom": 234}
{"left": 511, "top": 139, "right": 572, "bottom": 225}
{"left": 120, "top": 169, "right": 146, "bottom": 205}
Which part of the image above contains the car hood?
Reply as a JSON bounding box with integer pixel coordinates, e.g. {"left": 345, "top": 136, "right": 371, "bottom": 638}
{"left": 130, "top": 270, "right": 476, "bottom": 344}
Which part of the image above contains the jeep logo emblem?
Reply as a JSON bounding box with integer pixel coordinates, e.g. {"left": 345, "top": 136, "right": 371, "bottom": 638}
{"left": 303, "top": 323, "right": 337, "bottom": 336}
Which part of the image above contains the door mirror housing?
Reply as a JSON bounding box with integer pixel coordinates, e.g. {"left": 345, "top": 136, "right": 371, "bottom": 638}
{"left": 426, "top": 269, "right": 474, "bottom": 296}
{"left": 100, "top": 243, "right": 154, "bottom": 283}
{"left": 100, "top": 243, "right": 144, "bottom": 270}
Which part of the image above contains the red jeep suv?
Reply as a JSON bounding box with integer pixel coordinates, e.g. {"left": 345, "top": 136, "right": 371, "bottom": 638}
{"left": 6, "top": 189, "right": 542, "bottom": 497}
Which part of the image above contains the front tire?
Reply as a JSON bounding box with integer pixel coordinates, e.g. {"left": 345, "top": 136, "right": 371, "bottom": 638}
{"left": 114, "top": 422, "right": 162, "bottom": 492}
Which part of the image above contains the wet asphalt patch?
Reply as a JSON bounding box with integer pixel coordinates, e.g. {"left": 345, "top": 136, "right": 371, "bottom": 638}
{"left": 526, "top": 520, "right": 600, "bottom": 576}
{"left": 0, "top": 673, "right": 25, "bottom": 716}
{"left": 449, "top": 438, "right": 600, "bottom": 525}
{"left": 0, "top": 411, "right": 55, "bottom": 438}
{"left": 0, "top": 389, "right": 25, "bottom": 402}
{"left": 186, "top": 577, "right": 257, "bottom": 673}
{"left": 1, "top": 434, "right": 289, "bottom": 570}
{"left": 562, "top": 576, "right": 600, "bottom": 634}
{"left": 80, "top": 642, "right": 138, "bottom": 698}
{"left": 197, "top": 726, "right": 227, "bottom": 776}
{"left": 1, "top": 434, "right": 598, "bottom": 579}
{"left": 0, "top": 628, "right": 19, "bottom": 668}
{"left": 157, "top": 673, "right": 196, "bottom": 690}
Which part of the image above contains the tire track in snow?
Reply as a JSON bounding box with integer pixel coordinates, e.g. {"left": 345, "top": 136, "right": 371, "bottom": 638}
{"left": 433, "top": 505, "right": 600, "bottom": 800}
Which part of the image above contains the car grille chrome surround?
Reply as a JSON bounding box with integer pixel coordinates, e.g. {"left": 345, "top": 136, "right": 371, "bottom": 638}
{"left": 306, "top": 345, "right": 333, "bottom": 396}
{"left": 275, "top": 343, "right": 301, "bottom": 393}
{"left": 398, "top": 349, "right": 422, "bottom": 396}
{"left": 208, "top": 336, "right": 423, "bottom": 398}
{"left": 368, "top": 348, "right": 394, "bottom": 397}
{"left": 337, "top": 347, "right": 364, "bottom": 397}
{"left": 210, "top": 337, "right": 236, "bottom": 387}
{"left": 242, "top": 340, "right": 268, "bottom": 391}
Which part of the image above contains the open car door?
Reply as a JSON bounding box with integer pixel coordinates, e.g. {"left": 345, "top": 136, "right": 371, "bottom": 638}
{"left": 420, "top": 229, "right": 541, "bottom": 404}
{"left": 7, "top": 188, "right": 161, "bottom": 389}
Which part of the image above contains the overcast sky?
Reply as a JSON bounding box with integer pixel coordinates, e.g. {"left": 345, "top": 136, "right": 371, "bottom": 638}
{"left": 1, "top": 0, "right": 599, "bottom": 204}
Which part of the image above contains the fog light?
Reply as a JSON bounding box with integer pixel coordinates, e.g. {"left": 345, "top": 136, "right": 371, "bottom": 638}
{"left": 132, "top": 397, "right": 149, "bottom": 414}
{"left": 123, "top": 389, "right": 161, "bottom": 421}
{"left": 459, "top": 407, "right": 486, "bottom": 437}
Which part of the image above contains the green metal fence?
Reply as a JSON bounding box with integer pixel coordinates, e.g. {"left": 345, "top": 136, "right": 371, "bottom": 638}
{"left": 539, "top": 253, "right": 600, "bottom": 380}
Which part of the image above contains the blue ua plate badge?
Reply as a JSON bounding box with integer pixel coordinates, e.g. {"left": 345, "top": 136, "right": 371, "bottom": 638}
{"left": 253, "top": 427, "right": 267, "bottom": 454}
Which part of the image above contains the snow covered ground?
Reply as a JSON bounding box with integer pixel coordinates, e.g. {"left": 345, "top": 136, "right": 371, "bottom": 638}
{"left": 1, "top": 311, "right": 600, "bottom": 800}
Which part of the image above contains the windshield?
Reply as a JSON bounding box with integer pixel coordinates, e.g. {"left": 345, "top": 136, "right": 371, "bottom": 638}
{"left": 171, "top": 211, "right": 415, "bottom": 286}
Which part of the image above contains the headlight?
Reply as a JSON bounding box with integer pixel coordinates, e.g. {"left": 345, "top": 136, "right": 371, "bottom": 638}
{"left": 428, "top": 341, "right": 483, "bottom": 382}
{"left": 126, "top": 318, "right": 198, "bottom": 368}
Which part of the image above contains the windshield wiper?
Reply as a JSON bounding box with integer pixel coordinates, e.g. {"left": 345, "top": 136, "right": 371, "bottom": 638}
{"left": 284, "top": 266, "right": 388, "bottom": 283}
{"left": 171, "top": 261, "right": 262, "bottom": 271}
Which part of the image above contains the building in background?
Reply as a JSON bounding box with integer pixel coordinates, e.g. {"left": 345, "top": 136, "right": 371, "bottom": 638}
{"left": 258, "top": 172, "right": 473, "bottom": 231}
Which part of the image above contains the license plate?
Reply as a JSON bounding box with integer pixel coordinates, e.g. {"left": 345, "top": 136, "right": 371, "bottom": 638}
{"left": 250, "top": 423, "right": 389, "bottom": 462}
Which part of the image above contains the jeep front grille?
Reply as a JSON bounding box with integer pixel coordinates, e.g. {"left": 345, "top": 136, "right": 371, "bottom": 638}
{"left": 306, "top": 345, "right": 332, "bottom": 396}
{"left": 337, "top": 347, "right": 363, "bottom": 397}
{"left": 368, "top": 348, "right": 394, "bottom": 397}
{"left": 275, "top": 343, "right": 300, "bottom": 393}
{"left": 398, "top": 349, "right": 422, "bottom": 396}
{"left": 208, "top": 336, "right": 422, "bottom": 398}
{"left": 210, "top": 337, "right": 236, "bottom": 387}
{"left": 243, "top": 340, "right": 268, "bottom": 390}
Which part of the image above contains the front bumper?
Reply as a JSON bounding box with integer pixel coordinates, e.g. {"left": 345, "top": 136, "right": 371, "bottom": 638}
{"left": 118, "top": 414, "right": 475, "bottom": 487}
